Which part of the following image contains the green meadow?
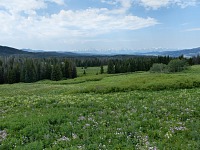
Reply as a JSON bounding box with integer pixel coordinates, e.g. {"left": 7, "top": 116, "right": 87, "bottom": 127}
{"left": 0, "top": 65, "right": 200, "bottom": 149}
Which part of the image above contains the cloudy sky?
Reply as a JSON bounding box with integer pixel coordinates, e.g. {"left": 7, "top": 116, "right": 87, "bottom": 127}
{"left": 0, "top": 0, "right": 200, "bottom": 52}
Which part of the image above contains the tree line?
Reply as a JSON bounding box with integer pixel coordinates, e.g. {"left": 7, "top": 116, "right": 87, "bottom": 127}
{"left": 0, "top": 57, "right": 77, "bottom": 84}
{"left": 0, "top": 54, "right": 199, "bottom": 84}
{"left": 107, "top": 56, "right": 172, "bottom": 74}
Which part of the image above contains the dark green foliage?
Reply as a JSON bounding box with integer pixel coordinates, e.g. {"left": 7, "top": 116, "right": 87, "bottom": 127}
{"left": 51, "top": 64, "right": 62, "bottom": 81}
{"left": 64, "top": 60, "right": 70, "bottom": 78}
{"left": 100, "top": 65, "right": 104, "bottom": 74}
{"left": 83, "top": 70, "right": 86, "bottom": 75}
{"left": 150, "top": 59, "right": 189, "bottom": 73}
{"left": 168, "top": 59, "right": 189, "bottom": 72}
{"left": 45, "top": 63, "right": 52, "bottom": 80}
{"left": 191, "top": 55, "right": 200, "bottom": 65}
{"left": 0, "top": 66, "right": 4, "bottom": 84}
{"left": 107, "top": 60, "right": 115, "bottom": 74}
{"left": 72, "top": 65, "right": 77, "bottom": 78}
{"left": 106, "top": 56, "right": 172, "bottom": 74}
{"left": 24, "top": 60, "right": 36, "bottom": 83}
{"left": 0, "top": 57, "right": 77, "bottom": 84}
{"left": 7, "top": 69, "right": 16, "bottom": 84}
{"left": 0, "top": 60, "right": 2, "bottom": 66}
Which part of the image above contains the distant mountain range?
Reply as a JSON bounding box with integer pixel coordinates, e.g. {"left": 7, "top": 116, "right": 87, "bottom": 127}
{"left": 0, "top": 46, "right": 81, "bottom": 57}
{"left": 137, "top": 47, "right": 200, "bottom": 57}
{"left": 0, "top": 46, "right": 31, "bottom": 56}
{"left": 0, "top": 45, "right": 200, "bottom": 57}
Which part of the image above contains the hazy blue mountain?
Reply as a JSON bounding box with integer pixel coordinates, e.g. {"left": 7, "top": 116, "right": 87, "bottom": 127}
{"left": 1, "top": 45, "right": 200, "bottom": 57}
{"left": 138, "top": 47, "right": 200, "bottom": 57}
{"left": 0, "top": 46, "right": 32, "bottom": 56}
{"left": 0, "top": 46, "right": 81, "bottom": 57}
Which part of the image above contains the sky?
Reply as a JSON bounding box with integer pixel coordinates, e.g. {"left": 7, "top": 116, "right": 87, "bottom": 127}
{"left": 0, "top": 0, "right": 200, "bottom": 52}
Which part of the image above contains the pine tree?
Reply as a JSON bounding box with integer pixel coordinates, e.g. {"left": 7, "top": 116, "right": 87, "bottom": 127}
{"left": 46, "top": 63, "right": 52, "bottom": 80}
{"left": 107, "top": 60, "right": 115, "bottom": 74}
{"left": 20, "top": 66, "right": 25, "bottom": 82}
{"left": 72, "top": 65, "right": 77, "bottom": 79}
{"left": 0, "top": 66, "right": 4, "bottom": 84}
{"left": 51, "top": 64, "right": 62, "bottom": 81}
{"left": 24, "top": 60, "right": 36, "bottom": 83}
{"left": 83, "top": 70, "right": 86, "bottom": 75}
{"left": 64, "top": 60, "right": 70, "bottom": 78}
{"left": 7, "top": 69, "right": 16, "bottom": 84}
{"left": 100, "top": 65, "right": 104, "bottom": 74}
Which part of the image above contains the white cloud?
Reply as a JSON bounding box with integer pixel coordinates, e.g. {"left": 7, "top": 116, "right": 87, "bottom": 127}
{"left": 175, "top": 0, "right": 198, "bottom": 8}
{"left": 185, "top": 28, "right": 200, "bottom": 32}
{"left": 46, "top": 0, "right": 65, "bottom": 5}
{"left": 0, "top": 0, "right": 65, "bottom": 15}
{"left": 138, "top": 0, "right": 199, "bottom": 9}
{"left": 0, "top": 0, "right": 47, "bottom": 14}
{"left": 139, "top": 0, "right": 170, "bottom": 9}
{"left": 100, "top": 0, "right": 118, "bottom": 5}
{"left": 101, "top": 0, "right": 133, "bottom": 12}
{"left": 0, "top": 0, "right": 158, "bottom": 41}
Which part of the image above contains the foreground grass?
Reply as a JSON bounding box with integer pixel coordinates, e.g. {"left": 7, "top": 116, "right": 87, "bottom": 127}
{"left": 0, "top": 65, "right": 200, "bottom": 149}
{"left": 0, "top": 89, "right": 200, "bottom": 149}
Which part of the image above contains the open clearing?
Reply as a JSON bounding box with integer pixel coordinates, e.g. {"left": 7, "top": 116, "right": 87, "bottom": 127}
{"left": 0, "top": 66, "right": 200, "bottom": 149}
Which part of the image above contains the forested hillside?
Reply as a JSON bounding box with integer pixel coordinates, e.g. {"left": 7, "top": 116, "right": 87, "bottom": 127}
{"left": 0, "top": 46, "right": 31, "bottom": 56}
{"left": 0, "top": 46, "right": 80, "bottom": 57}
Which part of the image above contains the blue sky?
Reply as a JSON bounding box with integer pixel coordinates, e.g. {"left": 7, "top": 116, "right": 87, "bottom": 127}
{"left": 0, "top": 0, "right": 200, "bottom": 52}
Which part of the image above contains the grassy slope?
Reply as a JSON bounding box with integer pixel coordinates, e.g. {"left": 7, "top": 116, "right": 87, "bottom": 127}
{"left": 0, "top": 65, "right": 200, "bottom": 149}
{"left": 2, "top": 65, "right": 200, "bottom": 96}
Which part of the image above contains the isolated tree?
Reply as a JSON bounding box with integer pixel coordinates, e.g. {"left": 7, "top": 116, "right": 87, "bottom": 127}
{"left": 83, "top": 70, "right": 86, "bottom": 75}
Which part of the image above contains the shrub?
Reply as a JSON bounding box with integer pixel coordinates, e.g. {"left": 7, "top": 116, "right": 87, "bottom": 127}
{"left": 168, "top": 59, "right": 189, "bottom": 72}
{"left": 150, "top": 59, "right": 189, "bottom": 73}
{"left": 150, "top": 63, "right": 168, "bottom": 73}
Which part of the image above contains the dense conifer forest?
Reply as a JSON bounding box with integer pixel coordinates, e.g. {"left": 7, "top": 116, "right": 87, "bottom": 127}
{"left": 0, "top": 57, "right": 77, "bottom": 84}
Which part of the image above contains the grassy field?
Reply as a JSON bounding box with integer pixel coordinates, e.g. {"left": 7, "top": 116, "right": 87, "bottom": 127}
{"left": 0, "top": 66, "right": 200, "bottom": 149}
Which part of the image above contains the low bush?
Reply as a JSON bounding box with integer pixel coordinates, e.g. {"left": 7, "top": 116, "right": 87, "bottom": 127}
{"left": 150, "top": 59, "right": 189, "bottom": 73}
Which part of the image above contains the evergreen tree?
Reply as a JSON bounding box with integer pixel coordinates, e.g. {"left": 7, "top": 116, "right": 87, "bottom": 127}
{"left": 46, "top": 63, "right": 52, "bottom": 80}
{"left": 64, "top": 60, "right": 70, "bottom": 78}
{"left": 20, "top": 66, "right": 25, "bottom": 82}
{"left": 72, "top": 65, "right": 77, "bottom": 79}
{"left": 107, "top": 60, "right": 115, "bottom": 74}
{"left": 51, "top": 64, "right": 62, "bottom": 81}
{"left": 0, "top": 66, "right": 4, "bottom": 84}
{"left": 0, "top": 60, "right": 2, "bottom": 66}
{"left": 7, "top": 69, "right": 16, "bottom": 84}
{"left": 100, "top": 65, "right": 104, "bottom": 74}
{"left": 24, "top": 60, "right": 36, "bottom": 83}
{"left": 83, "top": 70, "right": 86, "bottom": 75}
